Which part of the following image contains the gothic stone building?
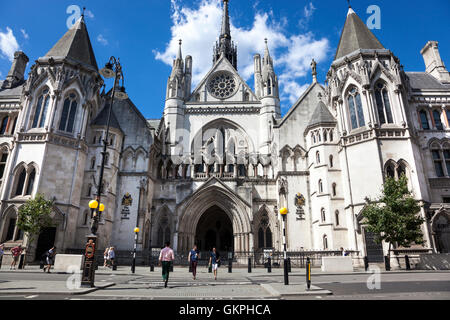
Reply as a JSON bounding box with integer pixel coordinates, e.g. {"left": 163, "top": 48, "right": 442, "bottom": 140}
{"left": 0, "top": 3, "right": 449, "bottom": 264}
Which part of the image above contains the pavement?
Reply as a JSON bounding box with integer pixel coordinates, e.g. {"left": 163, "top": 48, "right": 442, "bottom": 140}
{"left": 0, "top": 265, "right": 449, "bottom": 300}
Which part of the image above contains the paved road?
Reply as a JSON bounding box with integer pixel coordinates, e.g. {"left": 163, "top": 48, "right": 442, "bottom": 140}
{"left": 0, "top": 267, "right": 449, "bottom": 300}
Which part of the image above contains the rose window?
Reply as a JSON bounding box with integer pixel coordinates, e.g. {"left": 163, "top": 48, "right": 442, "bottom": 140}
{"left": 208, "top": 72, "right": 237, "bottom": 99}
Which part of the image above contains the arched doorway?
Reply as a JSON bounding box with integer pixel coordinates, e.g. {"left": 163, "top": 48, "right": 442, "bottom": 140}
{"left": 195, "top": 205, "right": 233, "bottom": 252}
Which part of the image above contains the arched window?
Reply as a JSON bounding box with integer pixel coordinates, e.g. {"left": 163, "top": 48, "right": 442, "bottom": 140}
{"left": 431, "top": 144, "right": 445, "bottom": 177}
{"left": 329, "top": 155, "right": 334, "bottom": 168}
{"left": 323, "top": 130, "right": 328, "bottom": 142}
{"left": 105, "top": 153, "right": 110, "bottom": 166}
{"left": 335, "top": 211, "right": 340, "bottom": 226}
{"left": 83, "top": 211, "right": 89, "bottom": 225}
{"left": 433, "top": 110, "right": 443, "bottom": 130}
{"left": 397, "top": 163, "right": 406, "bottom": 179}
{"left": 375, "top": 82, "right": 393, "bottom": 124}
{"left": 332, "top": 183, "right": 337, "bottom": 197}
{"left": 419, "top": 110, "right": 430, "bottom": 130}
{"left": 321, "top": 208, "right": 326, "bottom": 222}
{"left": 329, "top": 130, "right": 334, "bottom": 142}
{"left": 0, "top": 151, "right": 8, "bottom": 185}
{"left": 347, "top": 87, "right": 365, "bottom": 130}
{"left": 59, "top": 93, "right": 78, "bottom": 133}
{"left": 157, "top": 214, "right": 171, "bottom": 247}
{"left": 244, "top": 92, "right": 250, "bottom": 101}
{"left": 32, "top": 88, "right": 50, "bottom": 128}
{"left": 323, "top": 235, "right": 328, "bottom": 250}
{"left": 312, "top": 133, "right": 316, "bottom": 144}
{"left": 443, "top": 148, "right": 450, "bottom": 177}
{"left": 25, "top": 168, "right": 36, "bottom": 195}
{"left": 238, "top": 164, "right": 246, "bottom": 177}
{"left": 386, "top": 163, "right": 396, "bottom": 178}
{"left": 316, "top": 151, "right": 320, "bottom": 164}
{"left": 15, "top": 167, "right": 26, "bottom": 196}
{"left": 10, "top": 117, "right": 17, "bottom": 134}
{"left": 0, "top": 116, "right": 9, "bottom": 134}
{"left": 257, "top": 212, "right": 272, "bottom": 249}
{"left": 318, "top": 179, "right": 323, "bottom": 193}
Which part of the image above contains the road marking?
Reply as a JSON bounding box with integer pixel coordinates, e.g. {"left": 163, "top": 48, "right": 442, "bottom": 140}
{"left": 25, "top": 295, "right": 39, "bottom": 299}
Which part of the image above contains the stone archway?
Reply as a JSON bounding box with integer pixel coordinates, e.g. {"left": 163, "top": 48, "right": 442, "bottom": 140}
{"left": 195, "top": 205, "right": 233, "bottom": 252}
{"left": 177, "top": 183, "right": 252, "bottom": 253}
{"left": 432, "top": 209, "right": 450, "bottom": 253}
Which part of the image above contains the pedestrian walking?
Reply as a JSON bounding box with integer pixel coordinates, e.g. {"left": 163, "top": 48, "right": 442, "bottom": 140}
{"left": 159, "top": 241, "right": 174, "bottom": 288}
{"left": 188, "top": 245, "right": 199, "bottom": 280}
{"left": 43, "top": 247, "right": 56, "bottom": 273}
{"left": 10, "top": 245, "right": 23, "bottom": 270}
{"left": 103, "top": 247, "right": 110, "bottom": 267}
{"left": 208, "top": 247, "right": 220, "bottom": 280}
{"left": 108, "top": 247, "right": 115, "bottom": 268}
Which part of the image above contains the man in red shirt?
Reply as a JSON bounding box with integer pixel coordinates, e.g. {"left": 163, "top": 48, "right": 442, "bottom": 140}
{"left": 10, "top": 245, "right": 23, "bottom": 270}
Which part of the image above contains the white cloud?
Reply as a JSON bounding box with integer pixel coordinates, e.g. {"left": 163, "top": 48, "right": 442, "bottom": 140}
{"left": 155, "top": 0, "right": 330, "bottom": 109}
{"left": 85, "top": 10, "right": 95, "bottom": 19}
{"left": 0, "top": 27, "right": 20, "bottom": 62}
{"left": 97, "top": 34, "right": 108, "bottom": 46}
{"left": 20, "top": 28, "right": 29, "bottom": 40}
{"left": 304, "top": 2, "right": 316, "bottom": 18}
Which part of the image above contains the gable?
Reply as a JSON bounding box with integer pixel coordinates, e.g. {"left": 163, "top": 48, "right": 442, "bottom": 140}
{"left": 188, "top": 55, "right": 258, "bottom": 103}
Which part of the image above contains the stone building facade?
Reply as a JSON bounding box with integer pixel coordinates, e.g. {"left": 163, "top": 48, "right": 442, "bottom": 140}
{"left": 0, "top": 2, "right": 449, "bottom": 263}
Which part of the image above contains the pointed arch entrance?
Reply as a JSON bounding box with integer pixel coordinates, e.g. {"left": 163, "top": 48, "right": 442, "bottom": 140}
{"left": 195, "top": 205, "right": 233, "bottom": 252}
{"left": 177, "top": 181, "right": 252, "bottom": 253}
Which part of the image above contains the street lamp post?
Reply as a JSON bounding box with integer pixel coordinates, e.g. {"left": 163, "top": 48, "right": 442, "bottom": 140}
{"left": 280, "top": 207, "right": 289, "bottom": 285}
{"left": 132, "top": 228, "right": 140, "bottom": 273}
{"left": 80, "top": 57, "right": 128, "bottom": 288}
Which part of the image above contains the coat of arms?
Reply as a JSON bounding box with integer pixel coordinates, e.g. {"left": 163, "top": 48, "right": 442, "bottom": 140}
{"left": 295, "top": 193, "right": 306, "bottom": 220}
{"left": 122, "top": 193, "right": 133, "bottom": 206}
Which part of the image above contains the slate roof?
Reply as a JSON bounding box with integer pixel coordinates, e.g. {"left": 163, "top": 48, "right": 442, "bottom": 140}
{"left": 406, "top": 72, "right": 450, "bottom": 90}
{"left": 43, "top": 16, "right": 98, "bottom": 70}
{"left": 91, "top": 104, "right": 122, "bottom": 132}
{"left": 0, "top": 81, "right": 24, "bottom": 98}
{"left": 306, "top": 101, "right": 336, "bottom": 129}
{"left": 335, "top": 7, "right": 385, "bottom": 60}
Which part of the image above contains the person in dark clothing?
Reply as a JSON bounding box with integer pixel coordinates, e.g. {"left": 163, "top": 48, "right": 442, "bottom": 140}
{"left": 208, "top": 247, "right": 220, "bottom": 280}
{"left": 188, "top": 245, "right": 199, "bottom": 280}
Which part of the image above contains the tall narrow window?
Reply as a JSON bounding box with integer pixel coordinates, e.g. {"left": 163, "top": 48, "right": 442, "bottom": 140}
{"left": 446, "top": 109, "right": 450, "bottom": 128}
{"left": 321, "top": 208, "right": 326, "bottom": 222}
{"left": 347, "top": 87, "right": 365, "bottom": 130}
{"left": 329, "top": 155, "right": 334, "bottom": 168}
{"left": 419, "top": 110, "right": 430, "bottom": 130}
{"left": 15, "top": 167, "right": 26, "bottom": 196}
{"left": 432, "top": 148, "right": 445, "bottom": 177}
{"left": 59, "top": 93, "right": 78, "bottom": 133}
{"left": 316, "top": 151, "right": 320, "bottom": 164}
{"left": 329, "top": 130, "right": 334, "bottom": 142}
{"left": 318, "top": 179, "right": 323, "bottom": 193}
{"left": 0, "top": 116, "right": 9, "bottom": 134}
{"left": 25, "top": 169, "right": 36, "bottom": 195}
{"left": 0, "top": 152, "right": 8, "bottom": 183}
{"left": 444, "top": 149, "right": 450, "bottom": 176}
{"left": 386, "top": 163, "right": 396, "bottom": 178}
{"left": 375, "top": 82, "right": 393, "bottom": 124}
{"left": 433, "top": 110, "right": 443, "bottom": 130}
{"left": 323, "top": 235, "right": 328, "bottom": 250}
{"left": 91, "top": 157, "right": 96, "bottom": 170}
{"left": 32, "top": 88, "right": 50, "bottom": 128}
{"left": 335, "top": 211, "right": 340, "bottom": 226}
{"left": 332, "top": 183, "right": 337, "bottom": 197}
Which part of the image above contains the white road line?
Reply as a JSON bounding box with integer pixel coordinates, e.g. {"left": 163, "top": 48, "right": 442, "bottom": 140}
{"left": 25, "top": 295, "right": 39, "bottom": 299}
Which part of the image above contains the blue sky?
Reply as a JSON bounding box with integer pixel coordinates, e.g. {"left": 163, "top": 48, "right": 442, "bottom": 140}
{"left": 1, "top": 0, "right": 449, "bottom": 119}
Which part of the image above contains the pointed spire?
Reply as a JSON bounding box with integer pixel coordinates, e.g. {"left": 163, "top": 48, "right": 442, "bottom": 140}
{"left": 263, "top": 38, "right": 273, "bottom": 67}
{"left": 221, "top": 0, "right": 231, "bottom": 39}
{"left": 213, "top": 0, "right": 237, "bottom": 69}
{"left": 177, "top": 39, "right": 183, "bottom": 60}
{"left": 335, "top": 6, "right": 384, "bottom": 60}
{"left": 43, "top": 15, "right": 98, "bottom": 70}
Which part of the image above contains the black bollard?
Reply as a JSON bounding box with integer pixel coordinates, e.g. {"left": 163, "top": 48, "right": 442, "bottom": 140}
{"left": 364, "top": 256, "right": 369, "bottom": 271}
{"left": 283, "top": 258, "right": 289, "bottom": 285}
{"left": 268, "top": 257, "right": 272, "bottom": 273}
{"left": 306, "top": 257, "right": 311, "bottom": 290}
{"left": 287, "top": 257, "right": 292, "bottom": 273}
{"left": 384, "top": 255, "right": 391, "bottom": 271}
{"left": 405, "top": 255, "right": 411, "bottom": 270}
{"left": 228, "top": 259, "right": 232, "bottom": 273}
{"left": 248, "top": 257, "right": 252, "bottom": 273}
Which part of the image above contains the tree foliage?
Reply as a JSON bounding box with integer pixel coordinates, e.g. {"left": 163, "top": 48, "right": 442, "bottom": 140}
{"left": 17, "top": 194, "right": 55, "bottom": 244}
{"left": 362, "top": 175, "right": 425, "bottom": 256}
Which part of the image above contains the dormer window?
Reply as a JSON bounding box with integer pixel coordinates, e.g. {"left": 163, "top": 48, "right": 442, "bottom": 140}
{"left": 32, "top": 88, "right": 50, "bottom": 128}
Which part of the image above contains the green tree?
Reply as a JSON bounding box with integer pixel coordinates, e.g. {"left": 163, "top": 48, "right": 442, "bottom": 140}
{"left": 16, "top": 194, "right": 55, "bottom": 248}
{"left": 362, "top": 175, "right": 425, "bottom": 258}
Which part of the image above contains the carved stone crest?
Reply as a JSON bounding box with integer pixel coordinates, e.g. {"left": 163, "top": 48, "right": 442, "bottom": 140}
{"left": 295, "top": 192, "right": 306, "bottom": 220}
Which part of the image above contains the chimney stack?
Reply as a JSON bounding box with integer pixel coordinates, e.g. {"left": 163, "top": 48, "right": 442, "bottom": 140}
{"left": 420, "top": 41, "right": 450, "bottom": 83}
{"left": 2, "top": 51, "right": 29, "bottom": 89}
